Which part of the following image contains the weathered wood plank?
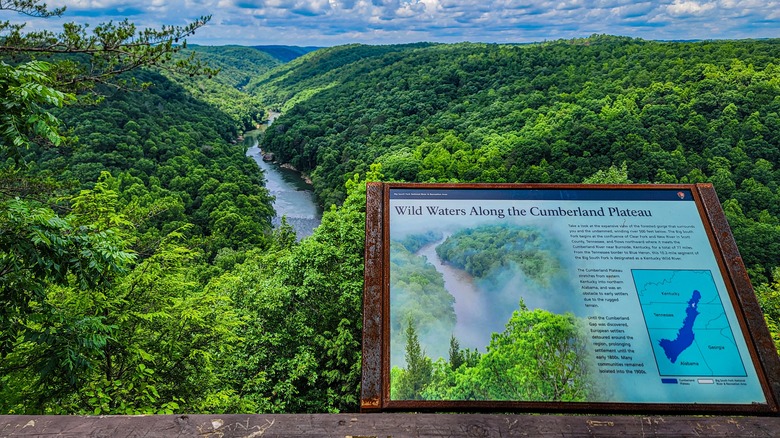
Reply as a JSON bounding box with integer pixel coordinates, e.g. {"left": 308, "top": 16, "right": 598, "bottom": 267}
{"left": 2, "top": 413, "right": 779, "bottom": 437}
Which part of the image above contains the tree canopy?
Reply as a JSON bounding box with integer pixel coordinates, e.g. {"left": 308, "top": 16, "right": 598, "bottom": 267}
{"left": 392, "top": 302, "right": 597, "bottom": 402}
{"left": 3, "top": 20, "right": 780, "bottom": 414}
{"left": 255, "top": 37, "right": 780, "bottom": 281}
{"left": 0, "top": 0, "right": 275, "bottom": 414}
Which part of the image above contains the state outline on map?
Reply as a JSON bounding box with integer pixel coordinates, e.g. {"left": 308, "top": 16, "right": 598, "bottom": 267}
{"left": 633, "top": 269, "right": 748, "bottom": 378}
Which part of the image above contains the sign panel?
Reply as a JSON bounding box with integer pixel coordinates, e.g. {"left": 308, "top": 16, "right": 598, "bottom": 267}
{"left": 361, "top": 183, "right": 780, "bottom": 414}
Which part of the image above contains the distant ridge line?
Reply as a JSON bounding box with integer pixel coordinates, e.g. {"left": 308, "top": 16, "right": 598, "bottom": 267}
{"left": 251, "top": 45, "right": 321, "bottom": 62}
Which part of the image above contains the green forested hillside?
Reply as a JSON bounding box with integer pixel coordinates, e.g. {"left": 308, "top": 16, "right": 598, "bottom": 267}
{"left": 246, "top": 43, "right": 435, "bottom": 113}
{"left": 256, "top": 36, "right": 780, "bottom": 282}
{"left": 169, "top": 45, "right": 280, "bottom": 129}
{"left": 1, "top": 41, "right": 365, "bottom": 414}
{"left": 41, "top": 69, "right": 274, "bottom": 257}
{"left": 187, "top": 45, "right": 283, "bottom": 89}
{"left": 5, "top": 32, "right": 780, "bottom": 415}
{"left": 251, "top": 45, "right": 321, "bottom": 62}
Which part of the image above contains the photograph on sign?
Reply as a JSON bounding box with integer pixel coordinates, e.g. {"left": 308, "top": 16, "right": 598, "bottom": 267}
{"left": 385, "top": 185, "right": 767, "bottom": 406}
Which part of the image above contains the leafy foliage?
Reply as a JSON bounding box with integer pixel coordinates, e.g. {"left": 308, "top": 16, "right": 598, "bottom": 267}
{"left": 464, "top": 303, "right": 596, "bottom": 401}
{"left": 391, "top": 319, "right": 433, "bottom": 400}
{"left": 754, "top": 268, "right": 780, "bottom": 352}
{"left": 209, "top": 167, "right": 376, "bottom": 412}
{"left": 389, "top": 236, "right": 455, "bottom": 366}
{"left": 392, "top": 302, "right": 597, "bottom": 402}
{"left": 256, "top": 37, "right": 780, "bottom": 282}
{"left": 436, "top": 224, "right": 562, "bottom": 285}
{"left": 0, "top": 194, "right": 133, "bottom": 358}
{"left": 0, "top": 1, "right": 274, "bottom": 414}
{"left": 0, "top": 60, "right": 71, "bottom": 161}
{"left": 6, "top": 27, "right": 780, "bottom": 414}
{"left": 0, "top": 176, "right": 249, "bottom": 414}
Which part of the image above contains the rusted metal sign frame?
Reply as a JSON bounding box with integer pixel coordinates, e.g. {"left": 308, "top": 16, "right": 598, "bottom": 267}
{"left": 361, "top": 182, "right": 780, "bottom": 414}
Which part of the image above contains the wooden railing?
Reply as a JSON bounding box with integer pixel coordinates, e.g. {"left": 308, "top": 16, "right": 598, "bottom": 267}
{"left": 2, "top": 413, "right": 779, "bottom": 437}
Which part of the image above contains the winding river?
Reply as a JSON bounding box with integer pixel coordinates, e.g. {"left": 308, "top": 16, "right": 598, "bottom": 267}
{"left": 245, "top": 123, "right": 322, "bottom": 239}
{"left": 415, "top": 237, "right": 500, "bottom": 352}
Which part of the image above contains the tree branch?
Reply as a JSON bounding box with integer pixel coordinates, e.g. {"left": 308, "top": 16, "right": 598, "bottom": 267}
{"left": 0, "top": 0, "right": 65, "bottom": 18}
{"left": 0, "top": 16, "right": 215, "bottom": 94}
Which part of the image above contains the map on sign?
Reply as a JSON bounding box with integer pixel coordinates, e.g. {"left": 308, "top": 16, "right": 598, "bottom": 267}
{"left": 634, "top": 269, "right": 747, "bottom": 377}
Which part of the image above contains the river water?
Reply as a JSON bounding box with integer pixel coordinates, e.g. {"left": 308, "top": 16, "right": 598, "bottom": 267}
{"left": 416, "top": 237, "right": 501, "bottom": 352}
{"left": 245, "top": 133, "right": 322, "bottom": 240}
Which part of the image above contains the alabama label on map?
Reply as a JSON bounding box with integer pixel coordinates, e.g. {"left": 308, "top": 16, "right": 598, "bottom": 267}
{"left": 634, "top": 269, "right": 747, "bottom": 377}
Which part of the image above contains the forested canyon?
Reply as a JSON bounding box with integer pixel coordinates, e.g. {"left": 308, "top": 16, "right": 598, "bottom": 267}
{"left": 3, "top": 33, "right": 780, "bottom": 413}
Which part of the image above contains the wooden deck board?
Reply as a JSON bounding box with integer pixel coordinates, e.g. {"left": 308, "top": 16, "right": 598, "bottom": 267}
{"left": 2, "top": 413, "right": 779, "bottom": 437}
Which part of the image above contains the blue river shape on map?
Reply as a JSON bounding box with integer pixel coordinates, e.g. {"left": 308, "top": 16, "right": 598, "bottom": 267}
{"left": 658, "top": 290, "right": 702, "bottom": 363}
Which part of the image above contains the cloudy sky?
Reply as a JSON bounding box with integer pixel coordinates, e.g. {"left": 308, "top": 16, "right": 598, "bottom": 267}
{"left": 17, "top": 0, "right": 780, "bottom": 47}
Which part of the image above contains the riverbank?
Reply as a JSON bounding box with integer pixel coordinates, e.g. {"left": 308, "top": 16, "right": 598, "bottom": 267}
{"left": 245, "top": 129, "right": 315, "bottom": 187}
{"left": 416, "top": 237, "right": 492, "bottom": 352}
{"left": 245, "top": 135, "right": 322, "bottom": 240}
{"left": 279, "top": 163, "right": 313, "bottom": 185}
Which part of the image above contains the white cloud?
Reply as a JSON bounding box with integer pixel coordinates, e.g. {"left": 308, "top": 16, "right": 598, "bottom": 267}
{"left": 7, "top": 0, "right": 780, "bottom": 45}
{"left": 666, "top": 0, "right": 716, "bottom": 17}
{"left": 50, "top": 0, "right": 118, "bottom": 7}
{"left": 719, "top": 0, "right": 766, "bottom": 8}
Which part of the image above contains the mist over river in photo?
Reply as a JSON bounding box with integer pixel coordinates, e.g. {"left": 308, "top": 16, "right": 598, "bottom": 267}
{"left": 413, "top": 237, "right": 563, "bottom": 355}
{"left": 390, "top": 221, "right": 582, "bottom": 366}
{"left": 415, "top": 237, "right": 496, "bottom": 351}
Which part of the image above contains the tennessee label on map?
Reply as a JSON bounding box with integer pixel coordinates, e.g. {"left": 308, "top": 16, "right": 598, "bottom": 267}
{"left": 634, "top": 269, "right": 747, "bottom": 377}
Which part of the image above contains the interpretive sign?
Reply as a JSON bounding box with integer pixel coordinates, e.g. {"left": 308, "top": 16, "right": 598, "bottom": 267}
{"left": 361, "top": 183, "right": 780, "bottom": 414}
